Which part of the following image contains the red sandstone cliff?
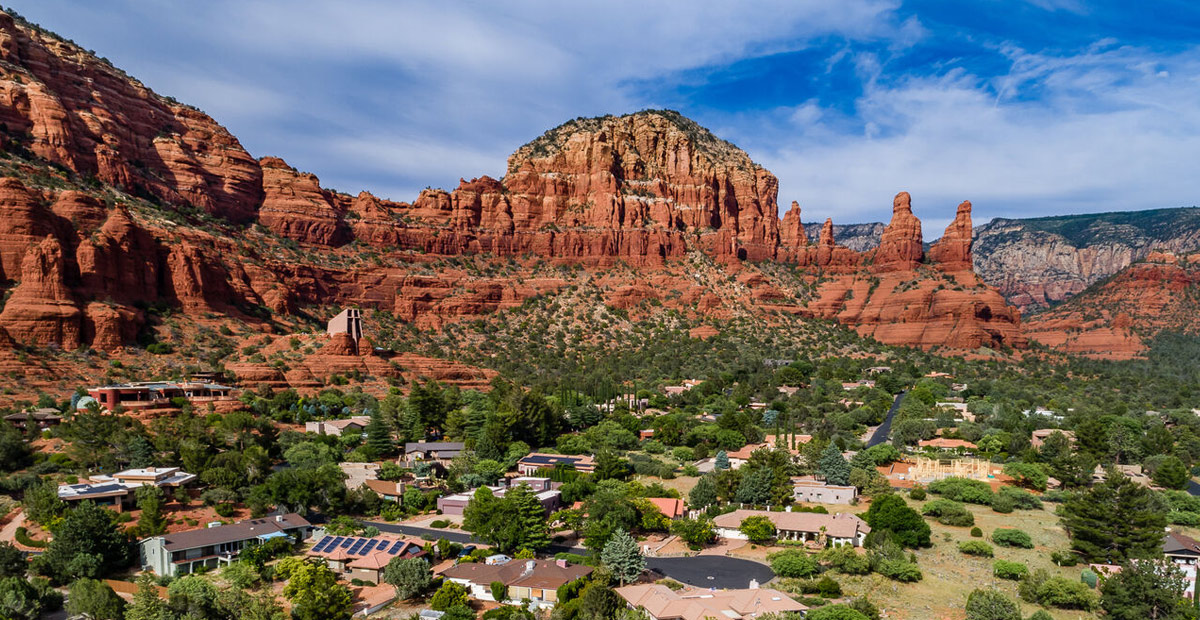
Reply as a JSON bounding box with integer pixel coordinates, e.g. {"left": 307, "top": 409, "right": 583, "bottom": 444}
{"left": 0, "top": 11, "right": 1026, "bottom": 356}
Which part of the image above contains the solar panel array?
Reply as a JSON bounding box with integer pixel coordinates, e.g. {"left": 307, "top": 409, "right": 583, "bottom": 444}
{"left": 312, "top": 536, "right": 416, "bottom": 556}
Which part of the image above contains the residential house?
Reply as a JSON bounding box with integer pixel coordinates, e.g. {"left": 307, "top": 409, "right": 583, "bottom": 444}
{"left": 403, "top": 441, "right": 465, "bottom": 467}
{"left": 663, "top": 380, "right": 702, "bottom": 397}
{"left": 644, "top": 497, "right": 685, "bottom": 519}
{"left": 516, "top": 453, "right": 595, "bottom": 475}
{"left": 712, "top": 509, "right": 871, "bottom": 547}
{"left": 616, "top": 584, "right": 806, "bottom": 620}
{"left": 363, "top": 479, "right": 405, "bottom": 502}
{"left": 917, "top": 438, "right": 977, "bottom": 452}
{"left": 792, "top": 478, "right": 857, "bottom": 505}
{"left": 1165, "top": 531, "right": 1200, "bottom": 599}
{"left": 439, "top": 558, "right": 591, "bottom": 607}
{"left": 140, "top": 514, "right": 312, "bottom": 576}
{"left": 4, "top": 408, "right": 62, "bottom": 431}
{"left": 306, "top": 416, "right": 371, "bottom": 437}
{"left": 340, "top": 462, "right": 382, "bottom": 490}
{"left": 724, "top": 434, "right": 809, "bottom": 469}
{"left": 58, "top": 466, "right": 197, "bottom": 511}
{"left": 82, "top": 381, "right": 235, "bottom": 412}
{"left": 1030, "top": 429, "right": 1075, "bottom": 449}
{"left": 437, "top": 477, "right": 562, "bottom": 516}
{"left": 307, "top": 534, "right": 425, "bottom": 584}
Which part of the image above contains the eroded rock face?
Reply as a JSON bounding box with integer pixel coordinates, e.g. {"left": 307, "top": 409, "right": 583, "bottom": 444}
{"left": 0, "top": 12, "right": 263, "bottom": 221}
{"left": 929, "top": 201, "right": 973, "bottom": 271}
{"left": 257, "top": 157, "right": 350, "bottom": 245}
{"left": 0, "top": 235, "right": 81, "bottom": 347}
{"left": 780, "top": 201, "right": 806, "bottom": 249}
{"left": 872, "top": 192, "right": 923, "bottom": 272}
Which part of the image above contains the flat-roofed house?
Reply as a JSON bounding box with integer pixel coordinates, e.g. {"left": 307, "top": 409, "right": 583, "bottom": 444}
{"left": 84, "top": 381, "right": 235, "bottom": 412}
{"left": 792, "top": 478, "right": 858, "bottom": 505}
{"left": 305, "top": 416, "right": 371, "bottom": 437}
{"left": 517, "top": 453, "right": 595, "bottom": 475}
{"left": 439, "top": 558, "right": 591, "bottom": 607}
{"left": 437, "top": 478, "right": 562, "bottom": 516}
{"left": 712, "top": 509, "right": 870, "bottom": 547}
{"left": 58, "top": 466, "right": 197, "bottom": 512}
{"left": 140, "top": 514, "right": 312, "bottom": 577}
{"left": 1031, "top": 429, "right": 1075, "bottom": 449}
{"left": 616, "top": 584, "right": 806, "bottom": 620}
{"left": 307, "top": 534, "right": 426, "bottom": 584}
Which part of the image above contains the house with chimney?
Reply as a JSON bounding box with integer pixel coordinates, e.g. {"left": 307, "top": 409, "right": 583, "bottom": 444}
{"left": 438, "top": 557, "right": 591, "bottom": 607}
{"left": 139, "top": 514, "right": 312, "bottom": 577}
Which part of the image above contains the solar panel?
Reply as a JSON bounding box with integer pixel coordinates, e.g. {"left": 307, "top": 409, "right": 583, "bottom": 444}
{"left": 328, "top": 536, "right": 345, "bottom": 551}
{"left": 339, "top": 537, "right": 353, "bottom": 549}
{"left": 348, "top": 539, "right": 365, "bottom": 554}
{"left": 311, "top": 536, "right": 332, "bottom": 552}
{"left": 358, "top": 539, "right": 378, "bottom": 555}
{"left": 387, "top": 540, "right": 404, "bottom": 554}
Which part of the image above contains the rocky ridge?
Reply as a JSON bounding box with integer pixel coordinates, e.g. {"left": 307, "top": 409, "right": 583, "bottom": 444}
{"left": 0, "top": 9, "right": 1025, "bottom": 378}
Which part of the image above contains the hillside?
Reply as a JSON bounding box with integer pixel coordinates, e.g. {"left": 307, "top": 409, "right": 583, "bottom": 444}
{"left": 973, "top": 207, "right": 1200, "bottom": 311}
{"left": 0, "top": 8, "right": 1029, "bottom": 400}
{"left": 1023, "top": 251, "right": 1200, "bottom": 359}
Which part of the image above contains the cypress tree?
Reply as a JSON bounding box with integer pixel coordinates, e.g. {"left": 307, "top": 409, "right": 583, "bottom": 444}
{"left": 364, "top": 411, "right": 394, "bottom": 458}
{"left": 508, "top": 484, "right": 551, "bottom": 552}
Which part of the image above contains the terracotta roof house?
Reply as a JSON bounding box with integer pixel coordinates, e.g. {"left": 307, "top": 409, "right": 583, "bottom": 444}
{"left": 645, "top": 497, "right": 685, "bottom": 519}
{"left": 140, "top": 514, "right": 312, "bottom": 577}
{"left": 616, "top": 584, "right": 806, "bottom": 620}
{"left": 917, "top": 438, "right": 977, "bottom": 451}
{"left": 308, "top": 534, "right": 426, "bottom": 584}
{"left": 517, "top": 453, "right": 595, "bottom": 475}
{"left": 306, "top": 416, "right": 371, "bottom": 437}
{"left": 440, "top": 558, "right": 591, "bottom": 608}
{"left": 712, "top": 509, "right": 870, "bottom": 547}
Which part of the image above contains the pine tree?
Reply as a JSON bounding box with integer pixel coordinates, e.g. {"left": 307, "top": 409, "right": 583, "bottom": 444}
{"left": 1061, "top": 469, "right": 1167, "bottom": 563}
{"left": 1100, "top": 559, "right": 1191, "bottom": 620}
{"left": 689, "top": 474, "right": 718, "bottom": 509}
{"left": 124, "top": 573, "right": 168, "bottom": 620}
{"left": 364, "top": 411, "right": 394, "bottom": 459}
{"left": 714, "top": 450, "right": 730, "bottom": 470}
{"left": 127, "top": 435, "right": 154, "bottom": 469}
{"left": 508, "top": 484, "right": 551, "bottom": 552}
{"left": 817, "top": 444, "right": 851, "bottom": 486}
{"left": 734, "top": 466, "right": 774, "bottom": 505}
{"left": 600, "top": 530, "right": 645, "bottom": 586}
{"left": 134, "top": 485, "right": 167, "bottom": 537}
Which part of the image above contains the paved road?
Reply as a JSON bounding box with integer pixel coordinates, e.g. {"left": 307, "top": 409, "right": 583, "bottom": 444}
{"left": 646, "top": 556, "right": 775, "bottom": 589}
{"left": 866, "top": 390, "right": 906, "bottom": 448}
{"left": 365, "top": 521, "right": 773, "bottom": 587}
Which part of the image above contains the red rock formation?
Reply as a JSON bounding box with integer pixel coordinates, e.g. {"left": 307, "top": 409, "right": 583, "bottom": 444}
{"left": 780, "top": 201, "right": 806, "bottom": 249}
{"left": 257, "top": 157, "right": 350, "bottom": 245}
{"left": 872, "top": 192, "right": 923, "bottom": 272}
{"left": 0, "top": 236, "right": 81, "bottom": 347}
{"left": 929, "top": 200, "right": 973, "bottom": 271}
{"left": 0, "top": 12, "right": 263, "bottom": 221}
{"left": 0, "top": 178, "right": 55, "bottom": 281}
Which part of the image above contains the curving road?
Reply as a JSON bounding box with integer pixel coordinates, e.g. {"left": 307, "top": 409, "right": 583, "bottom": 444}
{"left": 646, "top": 556, "right": 775, "bottom": 589}
{"left": 866, "top": 390, "right": 906, "bottom": 448}
{"left": 363, "top": 521, "right": 775, "bottom": 588}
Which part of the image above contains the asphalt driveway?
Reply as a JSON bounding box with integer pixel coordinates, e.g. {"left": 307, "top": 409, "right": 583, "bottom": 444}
{"left": 646, "top": 556, "right": 775, "bottom": 589}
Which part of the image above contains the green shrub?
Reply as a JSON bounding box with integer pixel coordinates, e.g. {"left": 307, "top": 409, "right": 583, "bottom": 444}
{"left": 958, "top": 541, "right": 994, "bottom": 557}
{"left": 15, "top": 527, "right": 45, "bottom": 548}
{"left": 1018, "top": 569, "right": 1098, "bottom": 610}
{"left": 429, "top": 519, "right": 451, "bottom": 528}
{"left": 989, "top": 493, "right": 1015, "bottom": 513}
{"left": 928, "top": 477, "right": 993, "bottom": 504}
{"left": 819, "top": 545, "right": 871, "bottom": 575}
{"left": 922, "top": 499, "right": 975, "bottom": 526}
{"left": 769, "top": 550, "right": 820, "bottom": 578}
{"left": 1050, "top": 550, "right": 1079, "bottom": 566}
{"left": 992, "top": 528, "right": 1033, "bottom": 549}
{"left": 992, "top": 560, "right": 1028, "bottom": 581}
{"left": 909, "top": 486, "right": 926, "bottom": 501}
{"left": 1079, "top": 569, "right": 1097, "bottom": 588}
{"left": 876, "top": 558, "right": 922, "bottom": 582}
{"left": 970, "top": 527, "right": 983, "bottom": 538}
{"left": 995, "top": 486, "right": 1042, "bottom": 510}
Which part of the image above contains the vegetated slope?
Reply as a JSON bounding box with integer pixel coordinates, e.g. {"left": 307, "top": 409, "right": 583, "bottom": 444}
{"left": 973, "top": 207, "right": 1200, "bottom": 311}
{"left": 0, "top": 7, "right": 1027, "bottom": 401}
{"left": 1023, "top": 251, "right": 1200, "bottom": 359}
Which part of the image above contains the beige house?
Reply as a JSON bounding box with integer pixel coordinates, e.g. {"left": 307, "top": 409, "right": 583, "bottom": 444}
{"left": 307, "top": 534, "right": 425, "bottom": 584}
{"left": 616, "top": 584, "right": 806, "bottom": 620}
{"left": 439, "top": 558, "right": 591, "bottom": 608}
{"left": 306, "top": 416, "right": 371, "bottom": 437}
{"left": 712, "top": 509, "right": 870, "bottom": 547}
{"left": 1031, "top": 429, "right": 1075, "bottom": 449}
{"left": 792, "top": 478, "right": 857, "bottom": 505}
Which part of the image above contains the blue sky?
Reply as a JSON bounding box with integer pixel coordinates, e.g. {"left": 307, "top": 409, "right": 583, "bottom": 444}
{"left": 8, "top": 0, "right": 1200, "bottom": 235}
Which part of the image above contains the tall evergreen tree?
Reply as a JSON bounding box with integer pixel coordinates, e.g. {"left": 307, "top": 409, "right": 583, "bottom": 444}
{"left": 600, "top": 530, "right": 645, "bottom": 586}
{"left": 124, "top": 573, "right": 168, "bottom": 620}
{"left": 1100, "top": 559, "right": 1193, "bottom": 620}
{"left": 133, "top": 485, "right": 166, "bottom": 537}
{"left": 593, "top": 451, "right": 630, "bottom": 482}
{"left": 1061, "top": 469, "right": 1167, "bottom": 563}
{"left": 508, "top": 484, "right": 552, "bottom": 552}
{"left": 688, "top": 474, "right": 718, "bottom": 509}
{"left": 364, "top": 411, "right": 394, "bottom": 458}
{"left": 734, "top": 466, "right": 774, "bottom": 505}
{"left": 817, "top": 444, "right": 851, "bottom": 486}
{"left": 34, "top": 501, "right": 131, "bottom": 582}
